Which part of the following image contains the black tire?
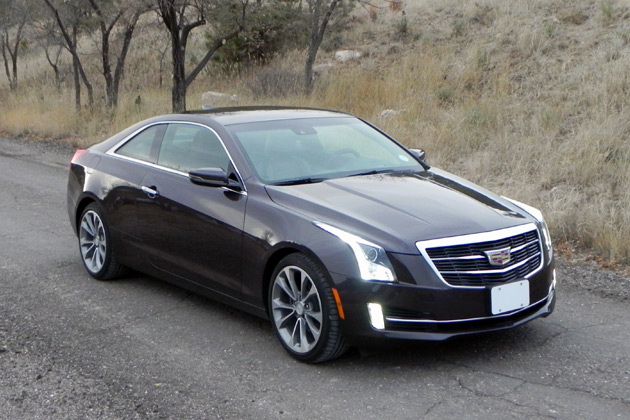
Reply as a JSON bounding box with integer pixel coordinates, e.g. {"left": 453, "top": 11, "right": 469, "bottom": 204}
{"left": 268, "top": 253, "right": 348, "bottom": 363}
{"left": 78, "top": 203, "right": 127, "bottom": 280}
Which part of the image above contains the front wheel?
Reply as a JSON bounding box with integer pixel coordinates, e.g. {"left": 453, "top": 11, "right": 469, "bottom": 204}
{"left": 78, "top": 203, "right": 126, "bottom": 280}
{"left": 269, "top": 253, "right": 348, "bottom": 363}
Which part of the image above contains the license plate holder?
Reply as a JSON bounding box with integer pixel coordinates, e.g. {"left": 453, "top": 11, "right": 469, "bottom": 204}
{"left": 490, "top": 280, "right": 530, "bottom": 315}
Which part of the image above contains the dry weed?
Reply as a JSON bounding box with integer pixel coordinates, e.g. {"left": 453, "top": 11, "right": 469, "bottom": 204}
{"left": 2, "top": 0, "right": 630, "bottom": 263}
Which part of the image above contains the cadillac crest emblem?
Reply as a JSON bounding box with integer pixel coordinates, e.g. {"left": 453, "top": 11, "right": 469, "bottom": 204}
{"left": 484, "top": 247, "right": 512, "bottom": 267}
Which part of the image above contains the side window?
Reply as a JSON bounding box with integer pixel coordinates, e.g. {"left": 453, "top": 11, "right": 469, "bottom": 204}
{"left": 115, "top": 125, "right": 163, "bottom": 163}
{"left": 157, "top": 124, "right": 231, "bottom": 173}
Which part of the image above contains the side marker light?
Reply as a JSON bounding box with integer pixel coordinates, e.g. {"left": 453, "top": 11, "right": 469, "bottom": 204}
{"left": 331, "top": 288, "right": 345, "bottom": 320}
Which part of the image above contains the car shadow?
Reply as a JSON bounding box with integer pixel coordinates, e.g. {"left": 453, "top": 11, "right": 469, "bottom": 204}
{"left": 113, "top": 271, "right": 558, "bottom": 369}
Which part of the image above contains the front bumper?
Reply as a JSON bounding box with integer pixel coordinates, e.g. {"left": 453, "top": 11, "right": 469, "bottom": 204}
{"left": 332, "top": 262, "right": 556, "bottom": 345}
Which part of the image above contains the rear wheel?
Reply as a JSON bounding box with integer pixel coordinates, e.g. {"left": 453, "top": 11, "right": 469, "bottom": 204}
{"left": 78, "top": 203, "right": 126, "bottom": 280}
{"left": 269, "top": 253, "right": 348, "bottom": 363}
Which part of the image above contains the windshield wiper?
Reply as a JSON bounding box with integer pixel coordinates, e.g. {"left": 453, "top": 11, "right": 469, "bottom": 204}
{"left": 271, "top": 177, "right": 327, "bottom": 186}
{"left": 348, "top": 168, "right": 425, "bottom": 177}
{"left": 347, "top": 168, "right": 424, "bottom": 178}
{"left": 348, "top": 169, "right": 394, "bottom": 177}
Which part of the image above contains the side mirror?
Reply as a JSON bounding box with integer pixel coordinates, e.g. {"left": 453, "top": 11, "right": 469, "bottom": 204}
{"left": 408, "top": 148, "right": 430, "bottom": 170}
{"left": 189, "top": 168, "right": 230, "bottom": 187}
{"left": 409, "top": 148, "right": 426, "bottom": 161}
{"left": 189, "top": 168, "right": 244, "bottom": 191}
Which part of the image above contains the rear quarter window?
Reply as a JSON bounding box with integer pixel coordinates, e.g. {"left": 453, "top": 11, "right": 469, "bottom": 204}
{"left": 115, "top": 125, "right": 163, "bottom": 163}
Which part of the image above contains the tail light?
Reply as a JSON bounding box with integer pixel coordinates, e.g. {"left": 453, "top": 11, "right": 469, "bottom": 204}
{"left": 70, "top": 149, "right": 88, "bottom": 165}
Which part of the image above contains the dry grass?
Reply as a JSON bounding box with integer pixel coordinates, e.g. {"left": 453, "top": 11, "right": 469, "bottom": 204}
{"left": 2, "top": 0, "right": 630, "bottom": 262}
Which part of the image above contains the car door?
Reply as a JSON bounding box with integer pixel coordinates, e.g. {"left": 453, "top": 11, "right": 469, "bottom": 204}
{"left": 135, "top": 123, "right": 247, "bottom": 297}
{"left": 103, "top": 123, "right": 166, "bottom": 261}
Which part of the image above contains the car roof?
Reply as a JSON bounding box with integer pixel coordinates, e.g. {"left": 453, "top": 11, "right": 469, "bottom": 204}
{"left": 90, "top": 107, "right": 354, "bottom": 153}
{"left": 180, "top": 106, "right": 351, "bottom": 126}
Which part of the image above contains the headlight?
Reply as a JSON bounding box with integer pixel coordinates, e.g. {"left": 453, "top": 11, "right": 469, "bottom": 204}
{"left": 315, "top": 222, "right": 396, "bottom": 282}
{"left": 503, "top": 197, "right": 553, "bottom": 259}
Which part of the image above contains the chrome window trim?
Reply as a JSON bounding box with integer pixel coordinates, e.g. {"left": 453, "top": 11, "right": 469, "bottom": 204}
{"left": 416, "top": 223, "right": 543, "bottom": 289}
{"left": 105, "top": 121, "right": 248, "bottom": 193}
{"left": 385, "top": 291, "right": 551, "bottom": 324}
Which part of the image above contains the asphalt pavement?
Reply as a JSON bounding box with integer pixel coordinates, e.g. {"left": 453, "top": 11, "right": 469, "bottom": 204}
{"left": 1, "top": 137, "right": 629, "bottom": 419}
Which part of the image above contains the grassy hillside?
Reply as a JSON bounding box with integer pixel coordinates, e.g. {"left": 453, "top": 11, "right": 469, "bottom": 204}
{"left": 2, "top": 0, "right": 630, "bottom": 263}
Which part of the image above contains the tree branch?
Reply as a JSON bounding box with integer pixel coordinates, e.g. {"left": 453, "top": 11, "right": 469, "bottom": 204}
{"left": 317, "top": 0, "right": 340, "bottom": 41}
{"left": 181, "top": 18, "right": 206, "bottom": 48}
{"left": 184, "top": 28, "right": 240, "bottom": 88}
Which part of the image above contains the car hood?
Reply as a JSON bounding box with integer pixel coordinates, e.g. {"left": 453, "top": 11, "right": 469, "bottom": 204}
{"left": 264, "top": 169, "right": 533, "bottom": 254}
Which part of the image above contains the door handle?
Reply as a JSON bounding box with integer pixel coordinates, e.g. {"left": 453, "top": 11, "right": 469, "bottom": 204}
{"left": 141, "top": 185, "right": 159, "bottom": 198}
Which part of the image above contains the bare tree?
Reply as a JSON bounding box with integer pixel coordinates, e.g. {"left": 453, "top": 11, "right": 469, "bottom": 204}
{"left": 88, "top": 0, "right": 147, "bottom": 108}
{"left": 157, "top": 0, "right": 247, "bottom": 112}
{"left": 33, "top": 19, "right": 66, "bottom": 89}
{"left": 43, "top": 40, "right": 64, "bottom": 89}
{"left": 303, "top": 0, "right": 368, "bottom": 95}
{"left": 31, "top": 9, "right": 69, "bottom": 90}
{"left": 304, "top": 0, "right": 340, "bottom": 95}
{"left": 0, "top": 1, "right": 29, "bottom": 90}
{"left": 43, "top": 0, "right": 94, "bottom": 110}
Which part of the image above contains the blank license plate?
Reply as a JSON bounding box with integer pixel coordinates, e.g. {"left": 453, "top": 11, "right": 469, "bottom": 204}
{"left": 491, "top": 280, "right": 530, "bottom": 315}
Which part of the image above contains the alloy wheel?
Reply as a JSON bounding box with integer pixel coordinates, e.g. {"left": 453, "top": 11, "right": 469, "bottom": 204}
{"left": 271, "top": 265, "right": 323, "bottom": 354}
{"left": 79, "top": 210, "right": 107, "bottom": 274}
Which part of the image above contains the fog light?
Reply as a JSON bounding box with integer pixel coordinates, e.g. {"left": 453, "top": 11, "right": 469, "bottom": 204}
{"left": 367, "top": 303, "right": 385, "bottom": 330}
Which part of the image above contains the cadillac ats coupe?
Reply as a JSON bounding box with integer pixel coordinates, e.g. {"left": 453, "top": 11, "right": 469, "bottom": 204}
{"left": 67, "top": 107, "right": 556, "bottom": 363}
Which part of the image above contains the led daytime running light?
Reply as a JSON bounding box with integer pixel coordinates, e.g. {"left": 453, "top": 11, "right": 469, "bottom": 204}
{"left": 315, "top": 222, "right": 396, "bottom": 282}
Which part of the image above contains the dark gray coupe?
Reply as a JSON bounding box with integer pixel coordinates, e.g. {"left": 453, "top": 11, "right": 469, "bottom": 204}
{"left": 67, "top": 107, "right": 556, "bottom": 363}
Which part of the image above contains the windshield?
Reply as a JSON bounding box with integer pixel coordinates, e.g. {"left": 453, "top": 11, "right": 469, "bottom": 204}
{"left": 226, "top": 117, "right": 423, "bottom": 184}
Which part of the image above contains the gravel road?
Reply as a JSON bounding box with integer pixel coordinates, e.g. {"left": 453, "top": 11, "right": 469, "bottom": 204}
{"left": 1, "top": 136, "right": 629, "bottom": 419}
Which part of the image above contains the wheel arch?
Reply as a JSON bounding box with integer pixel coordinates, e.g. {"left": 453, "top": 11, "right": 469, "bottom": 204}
{"left": 261, "top": 243, "right": 330, "bottom": 315}
{"left": 74, "top": 195, "right": 98, "bottom": 233}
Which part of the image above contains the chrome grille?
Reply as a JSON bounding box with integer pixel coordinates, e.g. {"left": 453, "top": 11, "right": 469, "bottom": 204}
{"left": 417, "top": 224, "right": 543, "bottom": 288}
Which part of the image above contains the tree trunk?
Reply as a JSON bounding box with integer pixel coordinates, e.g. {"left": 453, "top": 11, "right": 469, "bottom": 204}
{"left": 9, "top": 24, "right": 22, "bottom": 90}
{"left": 172, "top": 78, "right": 187, "bottom": 113}
{"left": 304, "top": 0, "right": 339, "bottom": 95}
{"left": 83, "top": 72, "right": 94, "bottom": 108}
{"left": 111, "top": 14, "right": 139, "bottom": 108}
{"left": 304, "top": 43, "right": 318, "bottom": 95}
{"left": 89, "top": 0, "right": 140, "bottom": 109}
{"left": 159, "top": 0, "right": 191, "bottom": 113}
{"left": 72, "top": 24, "right": 93, "bottom": 108}
{"left": 158, "top": 0, "right": 242, "bottom": 113}
{"left": 168, "top": 18, "right": 187, "bottom": 113}
{"left": 100, "top": 24, "right": 114, "bottom": 108}
{"left": 1, "top": 19, "right": 25, "bottom": 91}
{"left": 1, "top": 34, "right": 12, "bottom": 90}
{"left": 43, "top": 43, "right": 63, "bottom": 89}
{"left": 72, "top": 54, "right": 81, "bottom": 111}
